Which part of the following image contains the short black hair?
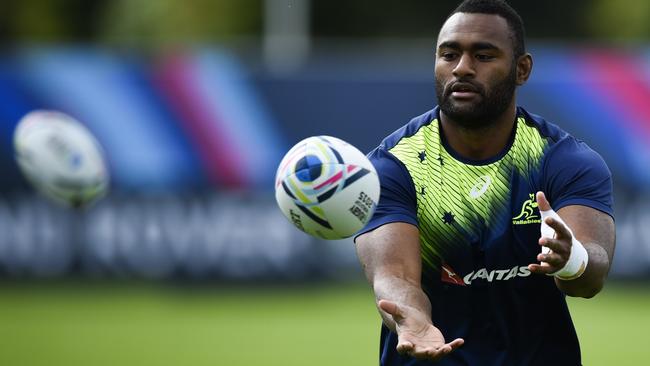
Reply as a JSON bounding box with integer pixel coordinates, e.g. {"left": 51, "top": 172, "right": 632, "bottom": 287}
{"left": 448, "top": 0, "right": 526, "bottom": 58}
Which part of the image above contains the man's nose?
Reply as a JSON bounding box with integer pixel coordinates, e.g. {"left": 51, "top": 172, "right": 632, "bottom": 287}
{"left": 452, "top": 53, "right": 476, "bottom": 79}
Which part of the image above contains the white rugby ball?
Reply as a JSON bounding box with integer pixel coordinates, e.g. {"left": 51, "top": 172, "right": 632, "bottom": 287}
{"left": 13, "top": 110, "right": 109, "bottom": 208}
{"left": 275, "top": 136, "right": 380, "bottom": 240}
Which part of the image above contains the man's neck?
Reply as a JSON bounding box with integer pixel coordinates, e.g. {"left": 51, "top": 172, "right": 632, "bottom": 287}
{"left": 439, "top": 105, "right": 517, "bottom": 161}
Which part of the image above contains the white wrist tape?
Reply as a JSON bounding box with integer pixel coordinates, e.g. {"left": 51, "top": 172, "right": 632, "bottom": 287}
{"left": 539, "top": 209, "right": 588, "bottom": 280}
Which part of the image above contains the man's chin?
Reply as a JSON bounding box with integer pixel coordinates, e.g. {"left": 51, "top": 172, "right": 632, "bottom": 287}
{"left": 441, "top": 104, "right": 479, "bottom": 119}
{"left": 440, "top": 106, "right": 487, "bottom": 128}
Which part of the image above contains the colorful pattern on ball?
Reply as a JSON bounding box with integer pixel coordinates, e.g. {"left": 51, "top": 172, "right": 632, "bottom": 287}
{"left": 276, "top": 136, "right": 372, "bottom": 231}
{"left": 295, "top": 155, "right": 323, "bottom": 182}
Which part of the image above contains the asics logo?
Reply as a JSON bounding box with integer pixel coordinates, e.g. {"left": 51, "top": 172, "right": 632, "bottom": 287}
{"left": 469, "top": 175, "right": 492, "bottom": 199}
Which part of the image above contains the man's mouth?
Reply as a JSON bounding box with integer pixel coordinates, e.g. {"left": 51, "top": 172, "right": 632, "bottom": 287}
{"left": 449, "top": 82, "right": 480, "bottom": 99}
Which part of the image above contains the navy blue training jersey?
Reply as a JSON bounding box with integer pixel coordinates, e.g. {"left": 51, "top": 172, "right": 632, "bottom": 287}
{"left": 360, "top": 106, "right": 614, "bottom": 366}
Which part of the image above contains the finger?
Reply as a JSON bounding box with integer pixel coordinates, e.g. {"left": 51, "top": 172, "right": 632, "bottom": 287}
{"left": 411, "top": 349, "right": 449, "bottom": 361}
{"left": 447, "top": 338, "right": 465, "bottom": 350}
{"left": 543, "top": 217, "right": 572, "bottom": 240}
{"left": 411, "top": 345, "right": 449, "bottom": 361}
{"left": 536, "top": 191, "right": 551, "bottom": 211}
{"left": 396, "top": 340, "right": 414, "bottom": 355}
{"left": 378, "top": 300, "right": 403, "bottom": 321}
{"left": 420, "top": 348, "right": 449, "bottom": 361}
{"left": 413, "top": 338, "right": 464, "bottom": 361}
{"left": 539, "top": 236, "right": 570, "bottom": 255}
{"left": 536, "top": 251, "right": 565, "bottom": 267}
{"left": 528, "top": 263, "right": 559, "bottom": 275}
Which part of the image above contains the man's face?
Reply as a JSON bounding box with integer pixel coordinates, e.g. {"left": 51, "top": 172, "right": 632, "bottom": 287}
{"left": 435, "top": 13, "right": 517, "bottom": 128}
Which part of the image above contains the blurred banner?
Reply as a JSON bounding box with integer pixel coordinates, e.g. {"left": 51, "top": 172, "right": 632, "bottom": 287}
{"left": 0, "top": 45, "right": 648, "bottom": 278}
{"left": 0, "top": 193, "right": 359, "bottom": 280}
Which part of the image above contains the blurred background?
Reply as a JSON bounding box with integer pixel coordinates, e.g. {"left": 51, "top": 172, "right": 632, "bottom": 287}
{"left": 0, "top": 0, "right": 649, "bottom": 365}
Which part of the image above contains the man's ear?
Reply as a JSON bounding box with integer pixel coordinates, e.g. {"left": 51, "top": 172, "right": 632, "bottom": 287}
{"left": 516, "top": 53, "right": 533, "bottom": 86}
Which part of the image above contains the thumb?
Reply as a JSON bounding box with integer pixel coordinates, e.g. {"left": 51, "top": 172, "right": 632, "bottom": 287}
{"left": 536, "top": 191, "right": 552, "bottom": 212}
{"left": 378, "top": 300, "right": 404, "bottom": 321}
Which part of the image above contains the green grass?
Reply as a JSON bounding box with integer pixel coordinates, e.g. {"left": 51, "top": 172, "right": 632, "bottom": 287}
{"left": 0, "top": 280, "right": 648, "bottom": 366}
{"left": 0, "top": 281, "right": 379, "bottom": 366}
{"left": 567, "top": 283, "right": 650, "bottom": 365}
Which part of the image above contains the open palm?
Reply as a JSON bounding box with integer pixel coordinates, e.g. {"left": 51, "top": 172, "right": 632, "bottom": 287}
{"left": 379, "top": 300, "right": 464, "bottom": 361}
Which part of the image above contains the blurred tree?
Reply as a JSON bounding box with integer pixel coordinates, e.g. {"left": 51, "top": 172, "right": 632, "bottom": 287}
{"left": 98, "top": 0, "right": 262, "bottom": 47}
{"left": 0, "top": 0, "right": 645, "bottom": 46}
{"left": 0, "top": 0, "right": 104, "bottom": 43}
{"left": 311, "top": 0, "right": 599, "bottom": 40}
{"left": 587, "top": 0, "right": 650, "bottom": 40}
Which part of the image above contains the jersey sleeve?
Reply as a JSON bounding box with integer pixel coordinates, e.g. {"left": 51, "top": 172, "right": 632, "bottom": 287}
{"left": 356, "top": 147, "right": 418, "bottom": 237}
{"left": 542, "top": 138, "right": 614, "bottom": 218}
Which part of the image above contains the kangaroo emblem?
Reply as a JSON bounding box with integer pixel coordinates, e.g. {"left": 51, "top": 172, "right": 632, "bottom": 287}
{"left": 512, "top": 193, "right": 540, "bottom": 222}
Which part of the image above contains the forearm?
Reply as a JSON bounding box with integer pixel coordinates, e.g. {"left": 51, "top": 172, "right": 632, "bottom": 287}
{"left": 537, "top": 202, "right": 616, "bottom": 299}
{"left": 373, "top": 274, "right": 432, "bottom": 332}
{"left": 555, "top": 241, "right": 610, "bottom": 298}
{"left": 355, "top": 223, "right": 432, "bottom": 331}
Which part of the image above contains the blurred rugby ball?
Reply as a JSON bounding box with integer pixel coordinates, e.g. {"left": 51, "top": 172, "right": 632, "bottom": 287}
{"left": 275, "top": 136, "right": 379, "bottom": 240}
{"left": 13, "top": 110, "right": 109, "bottom": 208}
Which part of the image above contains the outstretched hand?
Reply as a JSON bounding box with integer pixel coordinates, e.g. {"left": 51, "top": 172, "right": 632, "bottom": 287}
{"left": 528, "top": 191, "right": 573, "bottom": 275}
{"left": 378, "top": 299, "right": 464, "bottom": 361}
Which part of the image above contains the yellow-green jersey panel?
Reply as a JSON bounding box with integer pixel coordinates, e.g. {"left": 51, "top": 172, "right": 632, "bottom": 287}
{"left": 360, "top": 107, "right": 613, "bottom": 366}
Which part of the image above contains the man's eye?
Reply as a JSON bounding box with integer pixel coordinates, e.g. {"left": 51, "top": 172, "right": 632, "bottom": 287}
{"left": 476, "top": 54, "right": 495, "bottom": 61}
{"left": 441, "top": 53, "right": 457, "bottom": 60}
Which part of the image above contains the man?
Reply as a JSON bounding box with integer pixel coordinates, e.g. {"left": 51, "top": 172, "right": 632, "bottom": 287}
{"left": 354, "top": 0, "right": 615, "bottom": 365}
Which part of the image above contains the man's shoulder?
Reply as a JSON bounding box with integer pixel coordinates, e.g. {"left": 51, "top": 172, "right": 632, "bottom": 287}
{"left": 519, "top": 107, "right": 600, "bottom": 156}
{"left": 519, "top": 107, "right": 611, "bottom": 185}
{"left": 378, "top": 107, "right": 438, "bottom": 151}
{"left": 517, "top": 106, "right": 568, "bottom": 143}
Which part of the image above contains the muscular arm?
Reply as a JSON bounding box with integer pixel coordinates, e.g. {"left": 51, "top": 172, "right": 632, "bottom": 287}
{"left": 356, "top": 222, "right": 429, "bottom": 331}
{"left": 529, "top": 192, "right": 616, "bottom": 298}
{"left": 355, "top": 222, "right": 463, "bottom": 360}
{"left": 553, "top": 205, "right": 615, "bottom": 298}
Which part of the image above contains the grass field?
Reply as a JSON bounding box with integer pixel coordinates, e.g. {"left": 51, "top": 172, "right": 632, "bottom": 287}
{"left": 0, "top": 280, "right": 648, "bottom": 365}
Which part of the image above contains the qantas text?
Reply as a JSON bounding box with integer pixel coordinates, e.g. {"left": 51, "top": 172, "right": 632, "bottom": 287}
{"left": 463, "top": 266, "right": 531, "bottom": 285}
